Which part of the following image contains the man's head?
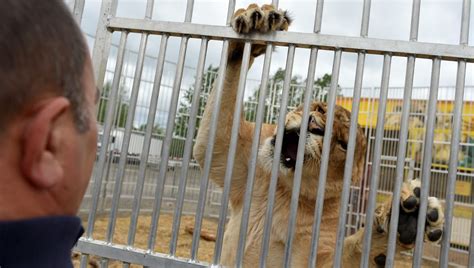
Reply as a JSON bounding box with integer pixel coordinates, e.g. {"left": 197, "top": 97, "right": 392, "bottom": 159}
{"left": 0, "top": 0, "right": 98, "bottom": 220}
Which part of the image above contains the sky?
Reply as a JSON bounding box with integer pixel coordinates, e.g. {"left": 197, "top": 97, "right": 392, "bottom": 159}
{"left": 73, "top": 0, "right": 474, "bottom": 127}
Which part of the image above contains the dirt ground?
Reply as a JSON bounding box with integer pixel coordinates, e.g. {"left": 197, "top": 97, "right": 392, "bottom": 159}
{"left": 73, "top": 213, "right": 218, "bottom": 267}
{"left": 73, "top": 214, "right": 446, "bottom": 267}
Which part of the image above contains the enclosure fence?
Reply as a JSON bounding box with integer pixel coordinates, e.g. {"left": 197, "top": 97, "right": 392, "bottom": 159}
{"left": 70, "top": 0, "right": 474, "bottom": 267}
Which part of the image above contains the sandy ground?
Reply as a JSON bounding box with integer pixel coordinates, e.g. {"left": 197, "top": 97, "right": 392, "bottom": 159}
{"left": 73, "top": 214, "right": 450, "bottom": 267}
{"left": 73, "top": 213, "right": 218, "bottom": 267}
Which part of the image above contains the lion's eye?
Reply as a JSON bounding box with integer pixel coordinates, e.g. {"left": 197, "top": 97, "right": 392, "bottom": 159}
{"left": 338, "top": 140, "right": 348, "bottom": 151}
{"left": 317, "top": 106, "right": 325, "bottom": 114}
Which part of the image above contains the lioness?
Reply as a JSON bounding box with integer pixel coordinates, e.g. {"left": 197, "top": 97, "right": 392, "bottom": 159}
{"left": 193, "top": 4, "right": 444, "bottom": 267}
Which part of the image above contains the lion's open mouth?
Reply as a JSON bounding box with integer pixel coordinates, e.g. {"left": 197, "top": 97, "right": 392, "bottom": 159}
{"left": 280, "top": 131, "right": 299, "bottom": 169}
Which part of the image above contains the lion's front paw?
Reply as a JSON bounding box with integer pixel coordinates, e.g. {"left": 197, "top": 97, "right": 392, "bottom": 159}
{"left": 231, "top": 4, "right": 292, "bottom": 34}
{"left": 397, "top": 179, "right": 444, "bottom": 247}
{"left": 373, "top": 178, "right": 445, "bottom": 250}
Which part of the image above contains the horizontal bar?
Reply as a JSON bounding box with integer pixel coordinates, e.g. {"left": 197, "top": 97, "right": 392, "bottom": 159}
{"left": 75, "top": 239, "right": 207, "bottom": 268}
{"left": 107, "top": 18, "right": 474, "bottom": 62}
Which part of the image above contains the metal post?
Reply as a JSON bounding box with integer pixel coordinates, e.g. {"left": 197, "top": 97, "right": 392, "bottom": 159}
{"left": 412, "top": 57, "right": 441, "bottom": 267}
{"left": 439, "top": 0, "right": 470, "bottom": 266}
{"left": 283, "top": 47, "right": 318, "bottom": 267}
{"left": 332, "top": 0, "right": 370, "bottom": 265}
{"left": 169, "top": 38, "right": 208, "bottom": 256}
{"left": 106, "top": 33, "right": 148, "bottom": 243}
{"left": 385, "top": 1, "right": 421, "bottom": 265}
{"left": 190, "top": 0, "right": 235, "bottom": 260}
{"left": 126, "top": 34, "right": 168, "bottom": 246}
{"left": 360, "top": 53, "right": 392, "bottom": 268}
{"left": 190, "top": 40, "right": 230, "bottom": 260}
{"left": 147, "top": 36, "right": 189, "bottom": 251}
{"left": 308, "top": 49, "right": 342, "bottom": 268}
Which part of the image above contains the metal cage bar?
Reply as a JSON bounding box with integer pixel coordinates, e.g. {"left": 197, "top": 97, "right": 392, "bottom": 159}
{"left": 360, "top": 53, "right": 392, "bottom": 268}
{"left": 470, "top": 209, "right": 474, "bottom": 267}
{"left": 190, "top": 40, "right": 230, "bottom": 260}
{"left": 190, "top": 1, "right": 235, "bottom": 260}
{"left": 72, "top": 0, "right": 85, "bottom": 23}
{"left": 223, "top": 41, "right": 252, "bottom": 268}
{"left": 80, "top": 31, "right": 128, "bottom": 268}
{"left": 248, "top": 45, "right": 295, "bottom": 268}
{"left": 106, "top": 18, "right": 474, "bottom": 62}
{"left": 439, "top": 0, "right": 470, "bottom": 266}
{"left": 169, "top": 38, "right": 209, "bottom": 256}
{"left": 333, "top": 52, "right": 367, "bottom": 267}
{"left": 385, "top": 0, "right": 421, "bottom": 266}
{"left": 85, "top": 31, "right": 128, "bottom": 238}
{"left": 126, "top": 34, "right": 168, "bottom": 246}
{"left": 147, "top": 36, "right": 189, "bottom": 251}
{"left": 92, "top": 0, "right": 119, "bottom": 88}
{"left": 333, "top": 0, "right": 370, "bottom": 264}
{"left": 283, "top": 48, "right": 317, "bottom": 267}
{"left": 308, "top": 49, "right": 342, "bottom": 268}
{"left": 412, "top": 57, "right": 441, "bottom": 267}
{"left": 106, "top": 33, "right": 148, "bottom": 243}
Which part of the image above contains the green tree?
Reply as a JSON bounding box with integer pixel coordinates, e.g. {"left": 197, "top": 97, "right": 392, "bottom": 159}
{"left": 174, "top": 65, "right": 219, "bottom": 137}
{"left": 312, "top": 73, "right": 342, "bottom": 102}
{"left": 97, "top": 82, "right": 130, "bottom": 128}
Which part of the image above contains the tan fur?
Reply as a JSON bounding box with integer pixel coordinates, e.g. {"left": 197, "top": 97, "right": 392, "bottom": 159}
{"left": 193, "top": 4, "right": 444, "bottom": 267}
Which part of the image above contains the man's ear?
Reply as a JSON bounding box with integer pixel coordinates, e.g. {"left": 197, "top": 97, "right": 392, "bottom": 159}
{"left": 21, "top": 97, "right": 70, "bottom": 189}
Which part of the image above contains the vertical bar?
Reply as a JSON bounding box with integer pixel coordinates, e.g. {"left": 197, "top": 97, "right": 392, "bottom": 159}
{"left": 412, "top": 58, "right": 441, "bottom": 267}
{"left": 126, "top": 34, "right": 168, "bottom": 246}
{"left": 332, "top": 52, "right": 366, "bottom": 266}
{"left": 440, "top": 3, "right": 470, "bottom": 264}
{"left": 410, "top": 0, "right": 421, "bottom": 41}
{"left": 145, "top": 0, "right": 154, "bottom": 19}
{"left": 251, "top": 45, "right": 276, "bottom": 268}
{"left": 106, "top": 33, "right": 148, "bottom": 243}
{"left": 213, "top": 43, "right": 272, "bottom": 266}
{"left": 72, "top": 0, "right": 85, "bottom": 23}
{"left": 147, "top": 36, "right": 189, "bottom": 251}
{"left": 469, "top": 210, "right": 474, "bottom": 268}
{"left": 208, "top": 41, "right": 250, "bottom": 267}
{"left": 314, "top": 0, "right": 324, "bottom": 34}
{"left": 360, "top": 0, "right": 371, "bottom": 37}
{"left": 92, "top": 0, "right": 119, "bottom": 87}
{"left": 191, "top": 1, "right": 235, "bottom": 259}
{"left": 169, "top": 38, "right": 208, "bottom": 256}
{"left": 385, "top": 56, "right": 416, "bottom": 267}
{"left": 85, "top": 31, "right": 128, "bottom": 238}
{"left": 385, "top": 2, "right": 421, "bottom": 264}
{"left": 360, "top": 53, "right": 392, "bottom": 268}
{"left": 190, "top": 40, "right": 230, "bottom": 260}
{"left": 307, "top": 50, "right": 342, "bottom": 268}
{"left": 226, "top": 0, "right": 236, "bottom": 25}
{"left": 185, "top": 0, "right": 194, "bottom": 22}
{"left": 332, "top": 0, "right": 370, "bottom": 265}
{"left": 283, "top": 47, "right": 319, "bottom": 267}
{"left": 236, "top": 45, "right": 295, "bottom": 268}
{"left": 439, "top": 61, "right": 466, "bottom": 268}
{"left": 81, "top": 30, "right": 127, "bottom": 268}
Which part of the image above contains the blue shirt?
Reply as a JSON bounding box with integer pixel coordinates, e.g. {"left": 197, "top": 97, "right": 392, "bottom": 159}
{"left": 0, "top": 216, "right": 84, "bottom": 268}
